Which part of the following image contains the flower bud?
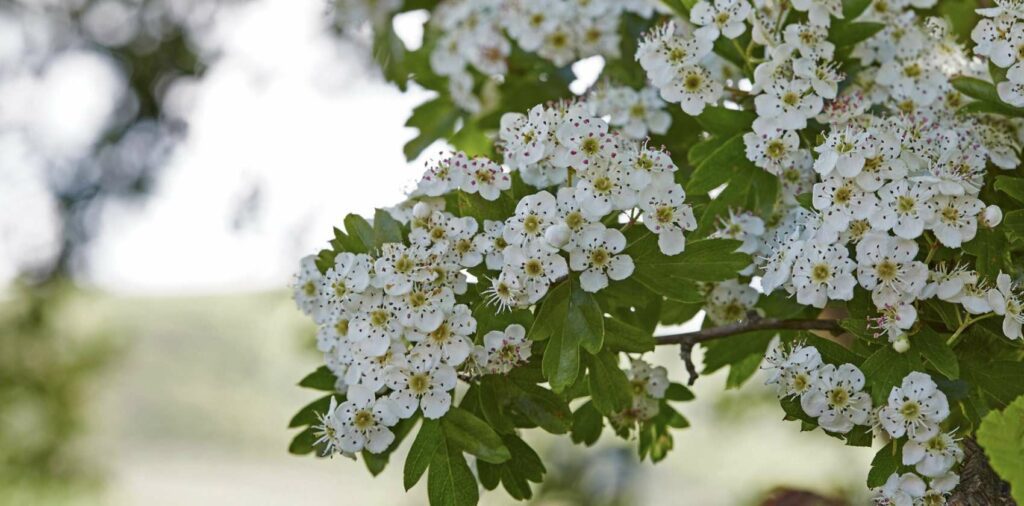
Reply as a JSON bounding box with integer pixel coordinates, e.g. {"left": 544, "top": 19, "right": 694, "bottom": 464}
{"left": 982, "top": 205, "right": 1003, "bottom": 228}
{"left": 892, "top": 334, "right": 910, "bottom": 353}
{"left": 412, "top": 201, "right": 433, "bottom": 220}
{"left": 544, "top": 223, "right": 571, "bottom": 248}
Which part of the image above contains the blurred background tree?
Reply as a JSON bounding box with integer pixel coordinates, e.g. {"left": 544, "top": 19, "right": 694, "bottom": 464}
{"left": 0, "top": 0, "right": 240, "bottom": 496}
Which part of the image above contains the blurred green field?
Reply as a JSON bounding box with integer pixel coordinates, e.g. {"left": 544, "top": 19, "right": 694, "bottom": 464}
{"left": 3, "top": 290, "right": 874, "bottom": 505}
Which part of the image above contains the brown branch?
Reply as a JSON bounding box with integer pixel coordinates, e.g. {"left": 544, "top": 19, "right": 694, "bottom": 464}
{"left": 654, "top": 317, "right": 844, "bottom": 346}
{"left": 655, "top": 315, "right": 844, "bottom": 386}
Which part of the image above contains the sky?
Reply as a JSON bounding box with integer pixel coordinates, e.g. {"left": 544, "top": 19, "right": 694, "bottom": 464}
{"left": 0, "top": 0, "right": 603, "bottom": 296}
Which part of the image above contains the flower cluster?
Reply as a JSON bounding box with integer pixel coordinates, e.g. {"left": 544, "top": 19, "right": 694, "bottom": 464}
{"left": 292, "top": 96, "right": 700, "bottom": 457}
{"left": 588, "top": 83, "right": 672, "bottom": 140}
{"left": 975, "top": 1, "right": 1024, "bottom": 106}
{"left": 427, "top": 0, "right": 661, "bottom": 112}
{"left": 764, "top": 342, "right": 961, "bottom": 504}
{"left": 632, "top": 0, "right": 1024, "bottom": 345}
{"left": 612, "top": 358, "right": 669, "bottom": 426}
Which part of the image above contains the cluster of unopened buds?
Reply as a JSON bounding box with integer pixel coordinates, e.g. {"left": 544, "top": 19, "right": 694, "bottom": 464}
{"left": 766, "top": 342, "right": 962, "bottom": 504}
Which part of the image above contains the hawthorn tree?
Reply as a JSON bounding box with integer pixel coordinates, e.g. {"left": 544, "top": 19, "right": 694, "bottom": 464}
{"left": 289, "top": 0, "right": 1024, "bottom": 504}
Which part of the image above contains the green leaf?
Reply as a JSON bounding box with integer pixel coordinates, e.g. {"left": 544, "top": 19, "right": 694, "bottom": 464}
{"left": 288, "top": 395, "right": 334, "bottom": 428}
{"left": 428, "top": 437, "right": 480, "bottom": 506}
{"left": 533, "top": 279, "right": 605, "bottom": 392}
{"left": 372, "top": 22, "right": 410, "bottom": 90}
{"left": 630, "top": 237, "right": 751, "bottom": 283}
{"left": 976, "top": 394, "right": 1024, "bottom": 504}
{"left": 288, "top": 426, "right": 318, "bottom": 455}
{"left": 703, "top": 330, "right": 775, "bottom": 374}
{"left": 587, "top": 350, "right": 632, "bottom": 415}
{"left": 952, "top": 76, "right": 1002, "bottom": 103}
{"left": 363, "top": 415, "right": 417, "bottom": 476}
{"left": 725, "top": 353, "right": 765, "bottom": 389}
{"left": 686, "top": 135, "right": 754, "bottom": 194}
{"left": 405, "top": 419, "right": 442, "bottom": 491}
{"left": 665, "top": 383, "right": 696, "bottom": 401}
{"left": 441, "top": 407, "right": 511, "bottom": 464}
{"left": 603, "top": 317, "right": 655, "bottom": 353}
{"left": 828, "top": 22, "right": 884, "bottom": 47}
{"left": 404, "top": 97, "right": 460, "bottom": 161}
{"left": 694, "top": 106, "right": 755, "bottom": 137}
{"left": 860, "top": 346, "right": 914, "bottom": 405}
{"left": 995, "top": 175, "right": 1024, "bottom": 204}
{"left": 457, "top": 190, "right": 515, "bottom": 222}
{"left": 962, "top": 360, "right": 1024, "bottom": 406}
{"left": 509, "top": 380, "right": 572, "bottom": 434}
{"left": 1005, "top": 209, "right": 1024, "bottom": 244}
{"left": 963, "top": 228, "right": 1007, "bottom": 279}
{"left": 373, "top": 208, "right": 404, "bottom": 247}
{"left": 570, "top": 401, "right": 603, "bottom": 446}
{"left": 842, "top": 0, "right": 872, "bottom": 19}
{"left": 867, "top": 440, "right": 901, "bottom": 488}
{"left": 343, "top": 214, "right": 376, "bottom": 254}
{"left": 298, "top": 366, "right": 338, "bottom": 391}
{"left": 912, "top": 328, "right": 959, "bottom": 379}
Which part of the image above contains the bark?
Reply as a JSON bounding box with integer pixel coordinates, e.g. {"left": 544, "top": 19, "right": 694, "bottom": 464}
{"left": 948, "top": 438, "right": 1016, "bottom": 506}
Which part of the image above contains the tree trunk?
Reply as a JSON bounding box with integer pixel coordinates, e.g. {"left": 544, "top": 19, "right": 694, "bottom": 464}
{"left": 948, "top": 438, "right": 1016, "bottom": 505}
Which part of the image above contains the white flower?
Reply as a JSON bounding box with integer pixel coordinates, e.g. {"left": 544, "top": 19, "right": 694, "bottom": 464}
{"left": 879, "top": 372, "right": 950, "bottom": 442}
{"left": 706, "top": 279, "right": 759, "bottom": 324}
{"left": 313, "top": 396, "right": 351, "bottom": 458}
{"left": 791, "top": 241, "right": 857, "bottom": 308}
{"left": 871, "top": 180, "right": 936, "bottom": 240}
{"left": 474, "top": 220, "right": 509, "bottom": 270}
{"left": 868, "top": 302, "right": 918, "bottom": 343}
{"left": 334, "top": 385, "right": 399, "bottom": 454}
{"left": 293, "top": 255, "right": 325, "bottom": 317}
{"left": 813, "top": 125, "right": 876, "bottom": 178}
{"left": 463, "top": 156, "right": 511, "bottom": 200}
{"left": 344, "top": 342, "right": 408, "bottom": 391}
{"left": 876, "top": 57, "right": 945, "bottom": 107}
{"left": 349, "top": 292, "right": 403, "bottom": 356}
{"left": 569, "top": 224, "right": 635, "bottom": 292}
{"left": 637, "top": 23, "right": 713, "bottom": 87}
{"left": 926, "top": 195, "right": 984, "bottom": 248}
{"left": 998, "top": 63, "right": 1024, "bottom": 106}
{"left": 386, "top": 352, "right": 457, "bottom": 419}
{"left": 902, "top": 431, "right": 964, "bottom": 478}
{"left": 639, "top": 182, "right": 697, "bottom": 255}
{"left": 320, "top": 252, "right": 374, "bottom": 311}
{"left": 790, "top": 0, "right": 843, "bottom": 26}
{"left": 418, "top": 152, "right": 469, "bottom": 196}
{"left": 987, "top": 271, "right": 1024, "bottom": 339}
{"left": 374, "top": 243, "right": 437, "bottom": 296}
{"left": 499, "top": 105, "right": 550, "bottom": 169}
{"left": 763, "top": 341, "right": 823, "bottom": 398}
{"left": 981, "top": 204, "right": 1004, "bottom": 228}
{"left": 874, "top": 472, "right": 926, "bottom": 506}
{"left": 484, "top": 268, "right": 527, "bottom": 312}
{"left": 793, "top": 57, "right": 843, "bottom": 100}
{"left": 813, "top": 175, "right": 880, "bottom": 233}
{"left": 690, "top": 0, "right": 751, "bottom": 41}
{"left": 553, "top": 114, "right": 614, "bottom": 169}
{"left": 482, "top": 324, "right": 532, "bottom": 374}
{"left": 410, "top": 304, "right": 475, "bottom": 366}
{"left": 397, "top": 285, "right": 455, "bottom": 333}
{"left": 502, "top": 245, "right": 569, "bottom": 303}
{"left": 754, "top": 78, "right": 823, "bottom": 132}
{"left": 598, "top": 86, "right": 672, "bottom": 139}
{"left": 712, "top": 209, "right": 765, "bottom": 255}
{"left": 744, "top": 129, "right": 801, "bottom": 175}
{"left": 551, "top": 186, "right": 596, "bottom": 250}
{"left": 801, "top": 363, "right": 873, "bottom": 434}
{"left": 855, "top": 233, "right": 928, "bottom": 307}
{"left": 627, "top": 358, "right": 669, "bottom": 399}
{"left": 661, "top": 65, "right": 723, "bottom": 116}
{"left": 574, "top": 159, "right": 641, "bottom": 220}
{"left": 504, "top": 191, "right": 559, "bottom": 248}
{"left": 784, "top": 23, "right": 835, "bottom": 59}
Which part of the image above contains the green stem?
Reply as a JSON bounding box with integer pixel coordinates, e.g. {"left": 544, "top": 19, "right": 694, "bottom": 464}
{"left": 947, "top": 313, "right": 997, "bottom": 346}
